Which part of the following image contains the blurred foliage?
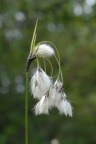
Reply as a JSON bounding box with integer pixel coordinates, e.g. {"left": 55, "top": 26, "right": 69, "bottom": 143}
{"left": 0, "top": 0, "right": 96, "bottom": 144}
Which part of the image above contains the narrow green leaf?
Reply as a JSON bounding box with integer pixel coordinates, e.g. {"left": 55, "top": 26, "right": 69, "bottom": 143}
{"left": 30, "top": 18, "right": 38, "bottom": 53}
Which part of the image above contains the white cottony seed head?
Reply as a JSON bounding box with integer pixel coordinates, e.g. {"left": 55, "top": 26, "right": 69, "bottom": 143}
{"left": 54, "top": 78, "right": 63, "bottom": 92}
{"left": 34, "top": 94, "right": 49, "bottom": 115}
{"left": 48, "top": 79, "right": 67, "bottom": 108}
{"left": 58, "top": 99, "right": 73, "bottom": 117}
{"left": 47, "top": 78, "right": 73, "bottom": 117}
{"left": 30, "top": 67, "right": 52, "bottom": 99}
{"left": 33, "top": 44, "right": 54, "bottom": 58}
{"left": 65, "top": 100, "right": 73, "bottom": 117}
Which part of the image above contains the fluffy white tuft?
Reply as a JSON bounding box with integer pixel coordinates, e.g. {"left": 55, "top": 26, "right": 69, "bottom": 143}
{"left": 59, "top": 100, "right": 68, "bottom": 116}
{"left": 65, "top": 100, "right": 73, "bottom": 117}
{"left": 54, "top": 78, "right": 63, "bottom": 92}
{"left": 58, "top": 99, "right": 73, "bottom": 117}
{"left": 34, "top": 44, "right": 54, "bottom": 57}
{"left": 49, "top": 78, "right": 73, "bottom": 117}
{"left": 30, "top": 68, "right": 52, "bottom": 99}
{"left": 48, "top": 86, "right": 57, "bottom": 107}
{"left": 34, "top": 95, "right": 49, "bottom": 115}
{"left": 54, "top": 92, "right": 62, "bottom": 108}
{"left": 48, "top": 78, "right": 63, "bottom": 107}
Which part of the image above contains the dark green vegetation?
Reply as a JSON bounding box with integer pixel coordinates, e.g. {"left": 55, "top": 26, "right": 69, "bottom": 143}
{"left": 0, "top": 0, "right": 96, "bottom": 144}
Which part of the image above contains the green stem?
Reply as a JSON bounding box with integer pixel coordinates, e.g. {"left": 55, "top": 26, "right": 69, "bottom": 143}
{"left": 43, "top": 58, "right": 46, "bottom": 73}
{"left": 36, "top": 57, "right": 40, "bottom": 67}
{"left": 54, "top": 54, "right": 63, "bottom": 85}
{"left": 25, "top": 72, "right": 29, "bottom": 144}
{"left": 43, "top": 57, "right": 53, "bottom": 77}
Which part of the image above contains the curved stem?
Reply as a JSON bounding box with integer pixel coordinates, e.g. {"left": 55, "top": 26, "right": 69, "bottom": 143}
{"left": 43, "top": 58, "right": 46, "bottom": 73}
{"left": 43, "top": 57, "right": 53, "bottom": 77}
{"left": 54, "top": 54, "right": 63, "bottom": 85}
{"left": 25, "top": 72, "right": 29, "bottom": 144}
{"left": 36, "top": 57, "right": 40, "bottom": 67}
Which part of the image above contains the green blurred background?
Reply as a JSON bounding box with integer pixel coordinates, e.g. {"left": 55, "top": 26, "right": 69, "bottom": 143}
{"left": 0, "top": 0, "right": 96, "bottom": 144}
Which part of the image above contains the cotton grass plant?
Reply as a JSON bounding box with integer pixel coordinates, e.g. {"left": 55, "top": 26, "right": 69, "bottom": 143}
{"left": 25, "top": 19, "right": 73, "bottom": 144}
